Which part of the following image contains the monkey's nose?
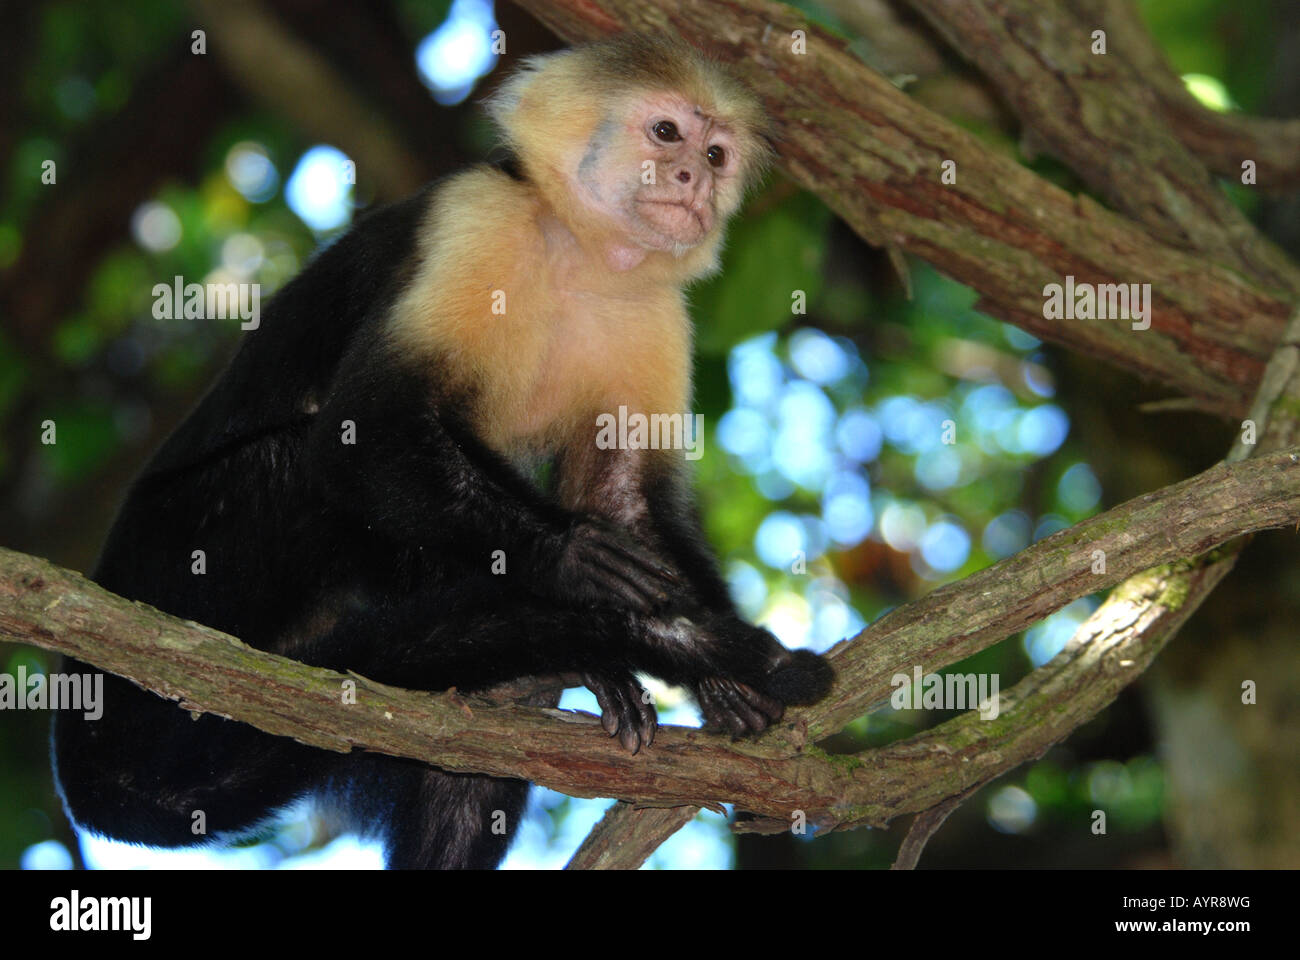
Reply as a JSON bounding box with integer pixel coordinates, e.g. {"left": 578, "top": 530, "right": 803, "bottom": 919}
{"left": 676, "top": 169, "right": 692, "bottom": 184}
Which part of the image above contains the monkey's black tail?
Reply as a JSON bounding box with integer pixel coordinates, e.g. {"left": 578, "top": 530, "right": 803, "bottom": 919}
{"left": 344, "top": 756, "right": 530, "bottom": 869}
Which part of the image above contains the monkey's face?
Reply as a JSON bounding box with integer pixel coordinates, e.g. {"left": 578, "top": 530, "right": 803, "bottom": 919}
{"left": 627, "top": 92, "right": 740, "bottom": 250}
{"left": 487, "top": 40, "right": 771, "bottom": 270}
{"left": 572, "top": 92, "right": 751, "bottom": 256}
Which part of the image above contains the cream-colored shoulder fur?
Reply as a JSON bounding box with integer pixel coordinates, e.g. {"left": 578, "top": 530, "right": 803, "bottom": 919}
{"left": 389, "top": 167, "right": 693, "bottom": 457}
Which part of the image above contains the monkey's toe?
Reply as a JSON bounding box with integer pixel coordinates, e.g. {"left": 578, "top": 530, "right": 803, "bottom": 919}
{"left": 583, "top": 672, "right": 657, "bottom": 754}
{"left": 696, "top": 677, "right": 783, "bottom": 738}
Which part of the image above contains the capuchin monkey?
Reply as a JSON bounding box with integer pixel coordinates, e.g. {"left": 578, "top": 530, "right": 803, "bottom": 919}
{"left": 52, "top": 34, "right": 833, "bottom": 869}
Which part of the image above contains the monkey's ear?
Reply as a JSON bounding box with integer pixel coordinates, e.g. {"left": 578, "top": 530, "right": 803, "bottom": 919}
{"left": 482, "top": 65, "right": 530, "bottom": 138}
{"left": 483, "top": 49, "right": 606, "bottom": 188}
{"left": 483, "top": 50, "right": 571, "bottom": 146}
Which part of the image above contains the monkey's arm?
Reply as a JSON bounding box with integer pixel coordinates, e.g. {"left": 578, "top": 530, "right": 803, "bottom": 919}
{"left": 559, "top": 448, "right": 832, "bottom": 733}
{"left": 340, "top": 584, "right": 658, "bottom": 753}
{"left": 642, "top": 465, "right": 833, "bottom": 712}
{"left": 304, "top": 346, "right": 678, "bottom": 612}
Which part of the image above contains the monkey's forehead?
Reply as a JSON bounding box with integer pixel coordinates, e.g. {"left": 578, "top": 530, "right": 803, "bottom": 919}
{"left": 618, "top": 89, "right": 757, "bottom": 136}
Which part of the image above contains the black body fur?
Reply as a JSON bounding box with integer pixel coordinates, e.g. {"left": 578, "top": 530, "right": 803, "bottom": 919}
{"left": 51, "top": 178, "right": 832, "bottom": 869}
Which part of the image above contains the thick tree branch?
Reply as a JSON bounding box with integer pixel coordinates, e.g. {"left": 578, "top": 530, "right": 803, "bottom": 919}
{"left": 821, "top": 0, "right": 1300, "bottom": 191}
{"left": 903, "top": 0, "right": 1300, "bottom": 294}
{"left": 809, "top": 547, "right": 1238, "bottom": 831}
{"left": 3, "top": 447, "right": 1299, "bottom": 829}
{"left": 1064, "top": 0, "right": 1300, "bottom": 190}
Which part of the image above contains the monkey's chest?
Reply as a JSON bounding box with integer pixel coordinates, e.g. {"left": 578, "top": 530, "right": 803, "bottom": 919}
{"left": 483, "top": 299, "right": 690, "bottom": 454}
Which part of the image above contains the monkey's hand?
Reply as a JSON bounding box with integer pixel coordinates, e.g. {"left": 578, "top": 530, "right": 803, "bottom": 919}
{"left": 546, "top": 517, "right": 681, "bottom": 613}
{"left": 582, "top": 671, "right": 657, "bottom": 754}
{"left": 695, "top": 676, "right": 786, "bottom": 738}
{"left": 690, "top": 619, "right": 834, "bottom": 738}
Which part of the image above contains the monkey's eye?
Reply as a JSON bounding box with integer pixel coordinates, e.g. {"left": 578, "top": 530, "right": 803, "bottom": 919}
{"left": 652, "top": 121, "right": 681, "bottom": 142}
{"left": 706, "top": 145, "right": 726, "bottom": 168}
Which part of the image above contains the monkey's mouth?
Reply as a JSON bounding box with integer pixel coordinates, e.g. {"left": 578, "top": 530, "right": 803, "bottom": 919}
{"left": 636, "top": 199, "right": 712, "bottom": 245}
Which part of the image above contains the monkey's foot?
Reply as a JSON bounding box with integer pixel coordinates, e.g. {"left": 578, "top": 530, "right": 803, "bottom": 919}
{"left": 695, "top": 676, "right": 784, "bottom": 739}
{"left": 583, "top": 672, "right": 657, "bottom": 754}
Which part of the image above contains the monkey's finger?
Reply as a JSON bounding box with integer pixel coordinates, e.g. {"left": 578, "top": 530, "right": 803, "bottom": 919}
{"left": 587, "top": 555, "right": 668, "bottom": 609}
{"left": 619, "top": 722, "right": 641, "bottom": 755}
{"left": 592, "top": 531, "right": 682, "bottom": 584}
{"left": 611, "top": 684, "right": 642, "bottom": 754}
{"left": 694, "top": 682, "right": 725, "bottom": 731}
{"left": 580, "top": 561, "right": 657, "bottom": 612}
{"left": 715, "top": 680, "right": 769, "bottom": 735}
{"left": 589, "top": 538, "right": 681, "bottom": 595}
{"left": 629, "top": 680, "right": 658, "bottom": 748}
{"left": 701, "top": 679, "right": 749, "bottom": 738}
{"left": 584, "top": 674, "right": 622, "bottom": 736}
{"left": 587, "top": 537, "right": 673, "bottom": 583}
{"left": 734, "top": 681, "right": 785, "bottom": 724}
{"left": 590, "top": 673, "right": 651, "bottom": 754}
{"left": 731, "top": 692, "right": 771, "bottom": 735}
{"left": 720, "top": 707, "right": 749, "bottom": 739}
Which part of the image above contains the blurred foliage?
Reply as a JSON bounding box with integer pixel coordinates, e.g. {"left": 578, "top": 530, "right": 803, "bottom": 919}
{"left": 691, "top": 191, "right": 832, "bottom": 354}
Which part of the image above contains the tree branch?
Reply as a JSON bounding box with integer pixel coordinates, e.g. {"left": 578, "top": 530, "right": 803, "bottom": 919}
{"left": 566, "top": 803, "right": 698, "bottom": 869}
{"left": 891, "top": 789, "right": 970, "bottom": 869}
{"left": 1064, "top": 0, "right": 1300, "bottom": 190}
{"left": 805, "top": 445, "right": 1300, "bottom": 737}
{"left": 189, "top": 0, "right": 426, "bottom": 202}
{"left": 819, "top": 0, "right": 1300, "bottom": 192}
{"left": 903, "top": 0, "right": 1299, "bottom": 294}
{"left": 4, "top": 447, "right": 1299, "bottom": 830}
